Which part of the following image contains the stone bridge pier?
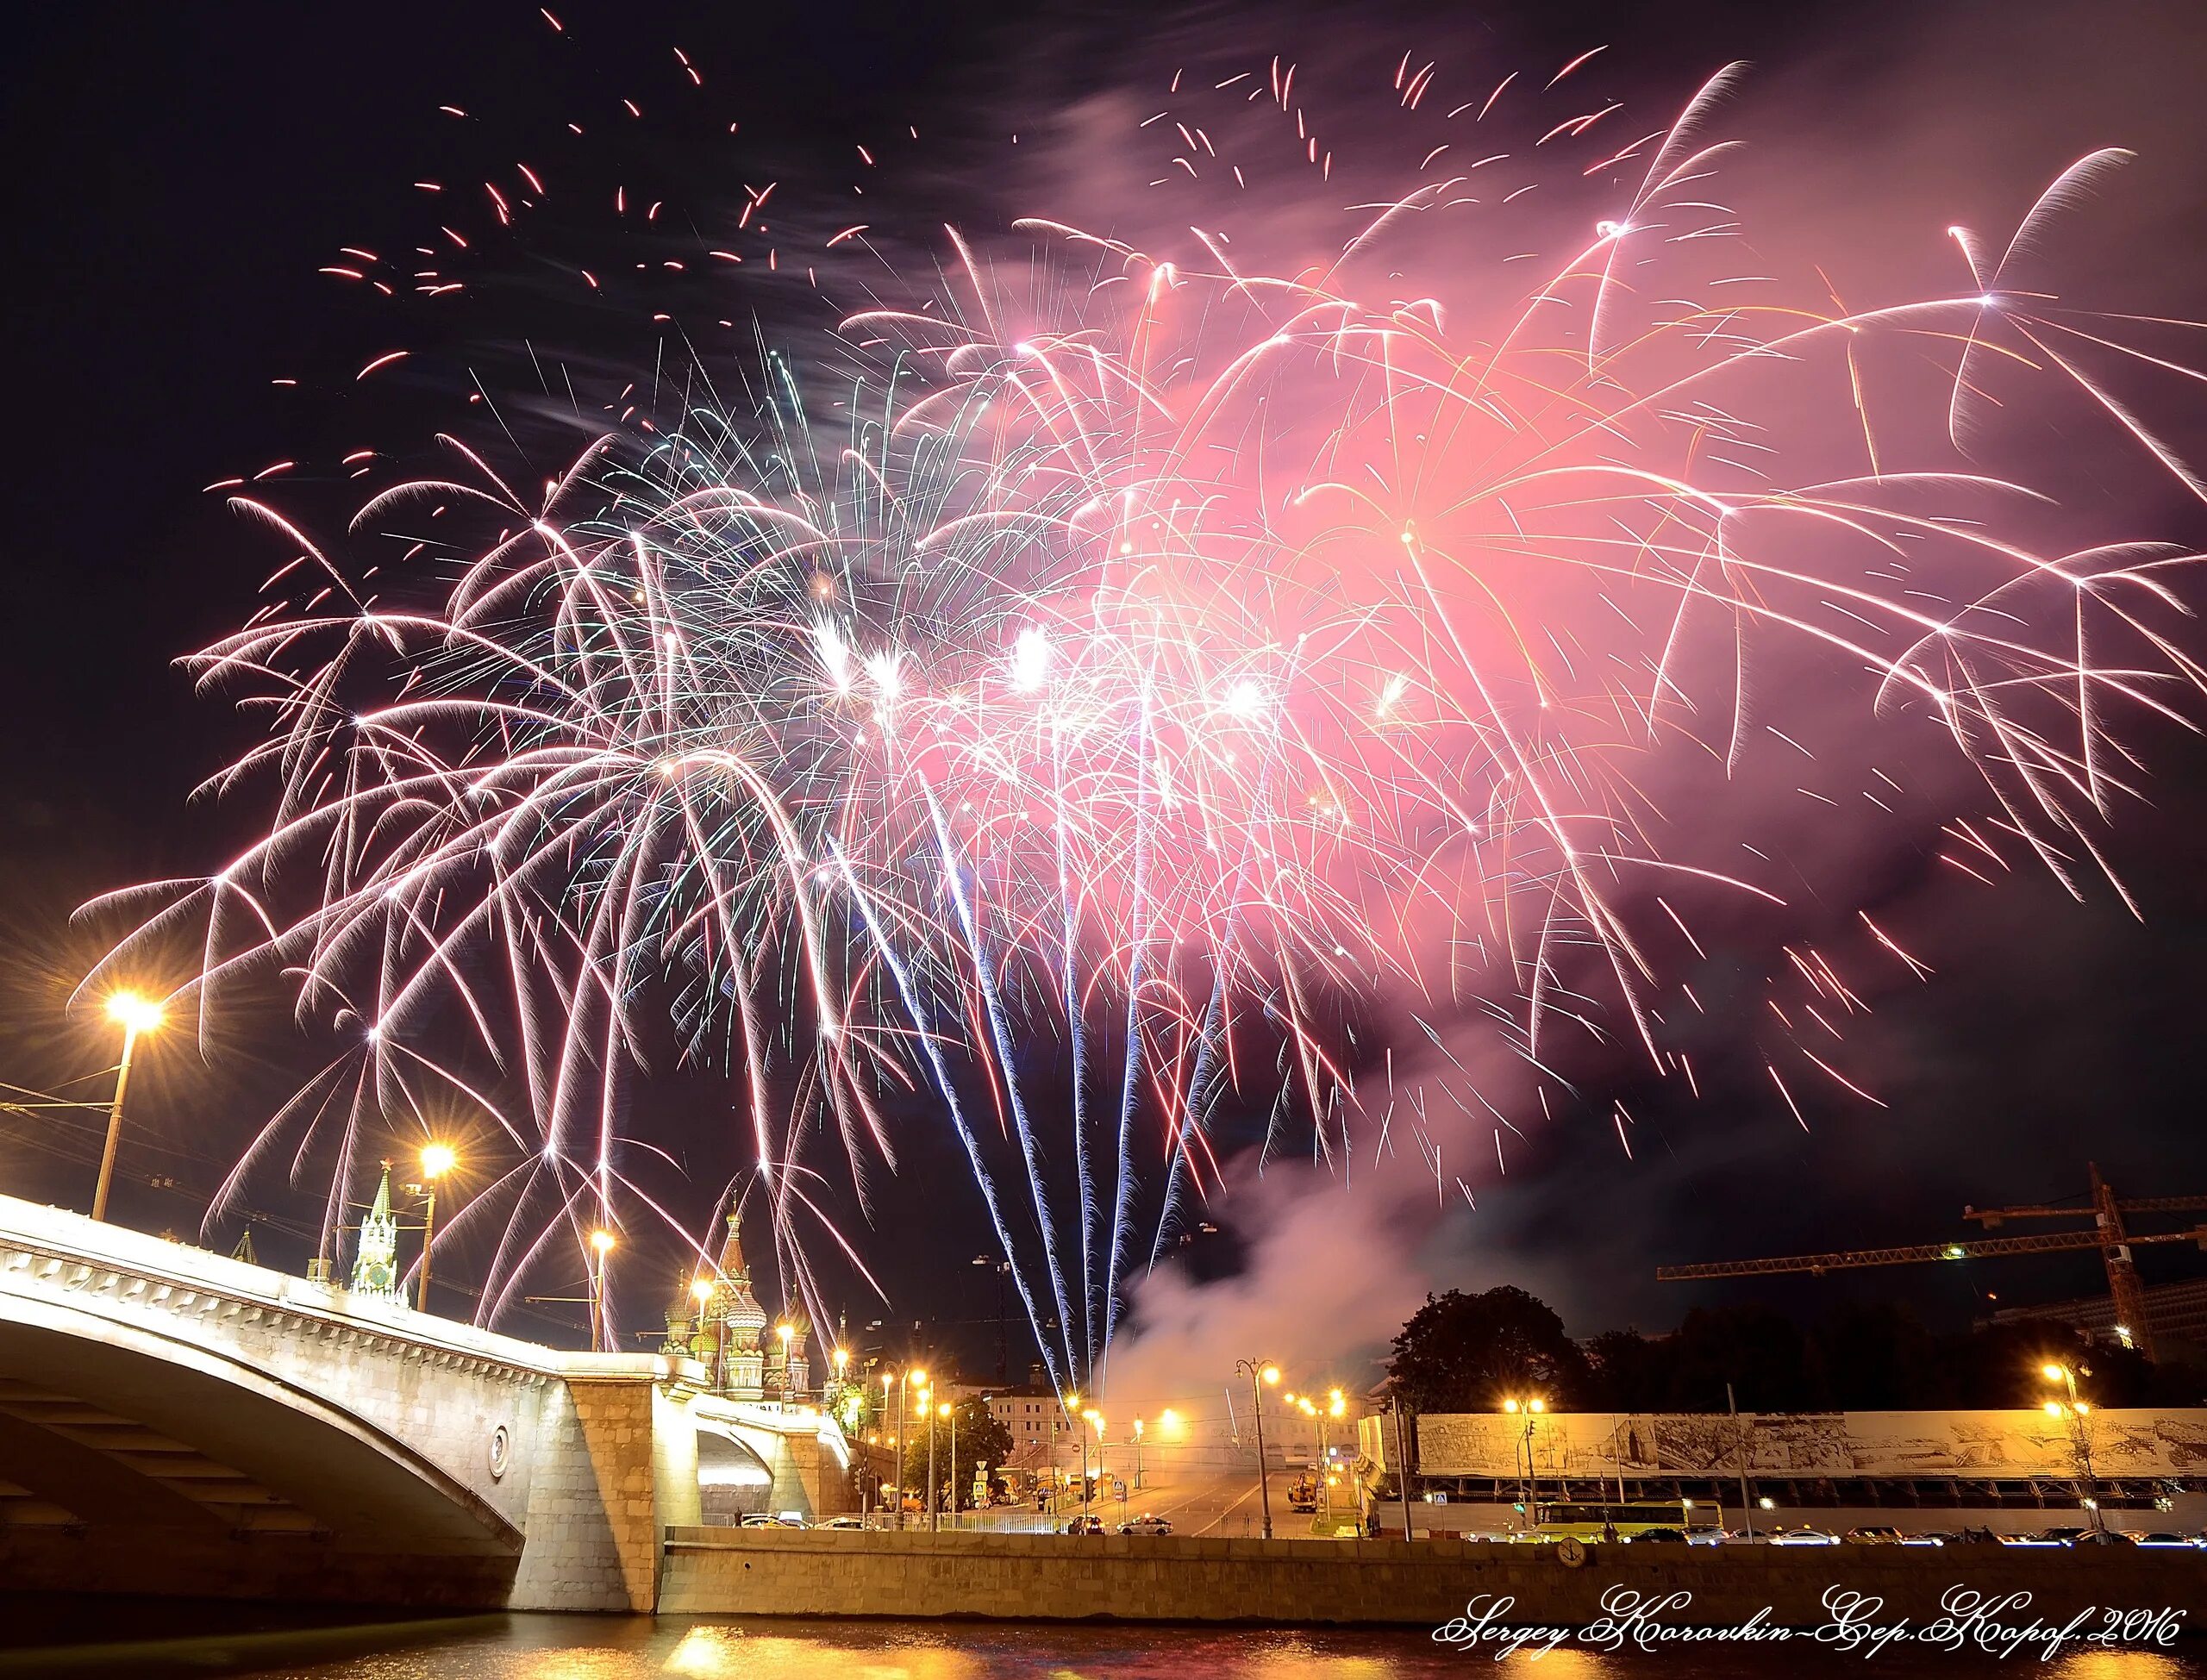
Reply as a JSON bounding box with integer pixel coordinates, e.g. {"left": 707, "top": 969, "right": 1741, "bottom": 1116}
{"left": 0, "top": 1196, "right": 849, "bottom": 1610}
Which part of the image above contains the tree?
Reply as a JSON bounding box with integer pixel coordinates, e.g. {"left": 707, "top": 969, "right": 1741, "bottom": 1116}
{"left": 1584, "top": 1327, "right": 1668, "bottom": 1411}
{"left": 1385, "top": 1287, "right": 1591, "bottom": 1413}
{"left": 911, "top": 1394, "right": 1012, "bottom": 1510}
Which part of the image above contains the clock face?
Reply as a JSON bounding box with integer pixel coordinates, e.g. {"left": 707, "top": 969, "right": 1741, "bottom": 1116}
{"left": 365, "top": 1261, "right": 394, "bottom": 1290}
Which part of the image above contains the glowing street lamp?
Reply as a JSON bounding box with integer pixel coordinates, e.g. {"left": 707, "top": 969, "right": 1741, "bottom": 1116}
{"left": 937, "top": 1400, "right": 958, "bottom": 1529}
{"left": 2040, "top": 1361, "right": 2106, "bottom": 1533}
{"left": 1235, "top": 1358, "right": 1282, "bottom": 1539}
{"left": 92, "top": 992, "right": 165, "bottom": 1221}
{"left": 916, "top": 1379, "right": 935, "bottom": 1529}
{"left": 411, "top": 1141, "right": 455, "bottom": 1313}
{"left": 1504, "top": 1396, "right": 1547, "bottom": 1520}
{"left": 588, "top": 1228, "right": 616, "bottom": 1348}
{"left": 776, "top": 1321, "right": 797, "bottom": 1402}
{"left": 882, "top": 1371, "right": 905, "bottom": 1527}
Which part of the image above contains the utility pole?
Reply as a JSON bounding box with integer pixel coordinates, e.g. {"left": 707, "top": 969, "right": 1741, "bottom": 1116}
{"left": 893, "top": 1374, "right": 907, "bottom": 1531}
{"left": 1390, "top": 1389, "right": 1415, "bottom": 1541}
{"left": 1729, "top": 1383, "right": 1755, "bottom": 1540}
{"left": 928, "top": 1401, "right": 941, "bottom": 1533}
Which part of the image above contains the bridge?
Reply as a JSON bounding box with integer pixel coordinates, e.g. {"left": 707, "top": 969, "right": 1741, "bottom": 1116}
{"left": 0, "top": 1194, "right": 850, "bottom": 1611}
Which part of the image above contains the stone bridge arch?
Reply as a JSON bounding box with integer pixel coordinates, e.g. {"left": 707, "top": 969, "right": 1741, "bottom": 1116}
{"left": 0, "top": 1196, "right": 853, "bottom": 1610}
{"left": 0, "top": 1288, "right": 523, "bottom": 1604}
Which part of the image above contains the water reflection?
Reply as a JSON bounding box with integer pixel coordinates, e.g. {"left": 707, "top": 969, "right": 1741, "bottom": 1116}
{"left": 0, "top": 1610, "right": 2200, "bottom": 1679}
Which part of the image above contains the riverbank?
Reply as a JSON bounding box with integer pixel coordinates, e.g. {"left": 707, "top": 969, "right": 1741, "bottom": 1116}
{"left": 660, "top": 1527, "right": 2207, "bottom": 1626}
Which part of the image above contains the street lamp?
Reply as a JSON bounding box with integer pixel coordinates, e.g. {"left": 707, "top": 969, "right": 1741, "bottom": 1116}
{"left": 918, "top": 1381, "right": 935, "bottom": 1530}
{"left": 1083, "top": 1408, "right": 1106, "bottom": 1511}
{"left": 939, "top": 1401, "right": 958, "bottom": 1529}
{"left": 410, "top": 1141, "right": 455, "bottom": 1314}
{"left": 2040, "top": 1362, "right": 2106, "bottom": 1533}
{"left": 776, "top": 1321, "right": 796, "bottom": 1402}
{"left": 883, "top": 1371, "right": 903, "bottom": 1527}
{"left": 92, "top": 992, "right": 165, "bottom": 1221}
{"left": 1131, "top": 1416, "right": 1145, "bottom": 1490}
{"left": 1235, "top": 1358, "right": 1281, "bottom": 1539}
{"left": 1064, "top": 1390, "right": 1088, "bottom": 1510}
{"left": 587, "top": 1228, "right": 615, "bottom": 1348}
{"left": 1504, "top": 1396, "right": 1547, "bottom": 1523}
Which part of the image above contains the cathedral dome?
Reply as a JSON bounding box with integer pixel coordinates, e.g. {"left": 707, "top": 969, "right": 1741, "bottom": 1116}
{"left": 710, "top": 1211, "right": 768, "bottom": 1334}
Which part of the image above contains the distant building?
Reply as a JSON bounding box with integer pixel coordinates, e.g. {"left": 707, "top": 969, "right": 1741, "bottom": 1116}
{"left": 985, "top": 1387, "right": 1076, "bottom": 1449}
{"left": 1358, "top": 1406, "right": 2207, "bottom": 1537}
{"left": 1990, "top": 1277, "right": 2207, "bottom": 1360}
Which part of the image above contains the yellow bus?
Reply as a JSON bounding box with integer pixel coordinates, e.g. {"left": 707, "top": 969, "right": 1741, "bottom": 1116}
{"left": 1531, "top": 1500, "right": 1719, "bottom": 1541}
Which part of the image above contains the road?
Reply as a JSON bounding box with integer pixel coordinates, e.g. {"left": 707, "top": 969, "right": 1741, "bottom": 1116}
{"left": 934, "top": 1469, "right": 1356, "bottom": 1539}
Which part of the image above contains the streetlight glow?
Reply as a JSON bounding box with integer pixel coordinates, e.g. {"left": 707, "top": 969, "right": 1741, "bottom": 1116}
{"left": 92, "top": 992, "right": 167, "bottom": 1221}
{"left": 420, "top": 1141, "right": 456, "bottom": 1178}
{"left": 105, "top": 991, "right": 166, "bottom": 1034}
{"left": 590, "top": 1228, "right": 615, "bottom": 1254}
{"left": 1260, "top": 1365, "right": 1279, "bottom": 1386}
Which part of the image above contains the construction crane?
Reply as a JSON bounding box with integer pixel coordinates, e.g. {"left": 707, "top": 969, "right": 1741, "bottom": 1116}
{"left": 1656, "top": 1164, "right": 2207, "bottom": 1361}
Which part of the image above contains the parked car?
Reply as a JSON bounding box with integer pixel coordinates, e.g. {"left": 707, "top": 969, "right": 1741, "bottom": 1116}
{"left": 1844, "top": 1527, "right": 1904, "bottom": 1545}
{"left": 1062, "top": 1514, "right": 1105, "bottom": 1535}
{"left": 1766, "top": 1527, "right": 1841, "bottom": 1546}
{"left": 822, "top": 1516, "right": 869, "bottom": 1531}
{"left": 1628, "top": 1527, "right": 1687, "bottom": 1544}
{"left": 1119, "top": 1514, "right": 1172, "bottom": 1536}
{"left": 2070, "top": 1529, "right": 2132, "bottom": 1546}
{"left": 739, "top": 1514, "right": 783, "bottom": 1528}
{"left": 2129, "top": 1532, "right": 2198, "bottom": 1548}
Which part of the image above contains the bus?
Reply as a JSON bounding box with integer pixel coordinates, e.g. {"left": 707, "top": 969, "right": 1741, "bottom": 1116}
{"left": 1531, "top": 1500, "right": 1720, "bottom": 1541}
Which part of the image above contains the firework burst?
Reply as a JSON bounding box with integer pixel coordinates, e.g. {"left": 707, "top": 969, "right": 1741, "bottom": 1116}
{"left": 82, "top": 39, "right": 2207, "bottom": 1387}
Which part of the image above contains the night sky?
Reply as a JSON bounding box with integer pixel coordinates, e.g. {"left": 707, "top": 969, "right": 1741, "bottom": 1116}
{"left": 4, "top": 0, "right": 2206, "bottom": 1377}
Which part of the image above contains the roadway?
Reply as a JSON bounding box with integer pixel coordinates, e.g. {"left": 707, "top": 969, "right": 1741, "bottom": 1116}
{"left": 932, "top": 1469, "right": 1354, "bottom": 1538}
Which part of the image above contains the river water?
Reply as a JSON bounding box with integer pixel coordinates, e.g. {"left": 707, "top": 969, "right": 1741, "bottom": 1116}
{"left": 0, "top": 1608, "right": 2200, "bottom": 1680}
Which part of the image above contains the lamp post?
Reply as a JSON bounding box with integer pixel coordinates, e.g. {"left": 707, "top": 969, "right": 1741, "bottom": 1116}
{"left": 586, "top": 1228, "right": 616, "bottom": 1348}
{"left": 920, "top": 1383, "right": 937, "bottom": 1531}
{"left": 939, "top": 1401, "right": 958, "bottom": 1529}
{"left": 1235, "top": 1358, "right": 1281, "bottom": 1539}
{"left": 776, "top": 1321, "right": 796, "bottom": 1402}
{"left": 410, "top": 1142, "right": 455, "bottom": 1313}
{"left": 903, "top": 1368, "right": 927, "bottom": 1528}
{"left": 1504, "top": 1396, "right": 1546, "bottom": 1524}
{"left": 1059, "top": 1386, "right": 1077, "bottom": 1509}
{"left": 2041, "top": 1362, "right": 2107, "bottom": 1534}
{"left": 92, "top": 993, "right": 165, "bottom": 1222}
{"left": 1385, "top": 1379, "right": 1415, "bottom": 1541}
{"left": 885, "top": 1372, "right": 902, "bottom": 1527}
{"left": 1083, "top": 1408, "right": 1105, "bottom": 1510}
{"left": 1131, "top": 1417, "right": 1145, "bottom": 1490}
{"left": 1312, "top": 1389, "right": 1345, "bottom": 1519}
{"left": 1074, "top": 1398, "right": 1092, "bottom": 1508}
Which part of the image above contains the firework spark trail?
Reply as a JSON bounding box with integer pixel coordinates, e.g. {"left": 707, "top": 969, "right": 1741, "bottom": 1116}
{"left": 78, "top": 34, "right": 2207, "bottom": 1383}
